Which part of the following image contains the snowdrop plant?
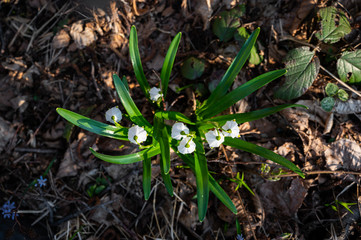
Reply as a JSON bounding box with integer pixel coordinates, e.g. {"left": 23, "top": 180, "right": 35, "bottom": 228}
{"left": 57, "top": 26, "right": 306, "bottom": 221}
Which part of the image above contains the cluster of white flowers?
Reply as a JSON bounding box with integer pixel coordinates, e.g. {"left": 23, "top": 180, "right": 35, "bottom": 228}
{"left": 205, "top": 120, "right": 240, "bottom": 148}
{"left": 171, "top": 122, "right": 195, "bottom": 154}
{"left": 149, "top": 87, "right": 163, "bottom": 102}
{"left": 106, "top": 107, "right": 148, "bottom": 145}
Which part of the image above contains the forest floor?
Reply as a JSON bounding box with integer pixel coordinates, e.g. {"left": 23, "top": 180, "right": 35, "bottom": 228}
{"left": 1, "top": 0, "right": 361, "bottom": 239}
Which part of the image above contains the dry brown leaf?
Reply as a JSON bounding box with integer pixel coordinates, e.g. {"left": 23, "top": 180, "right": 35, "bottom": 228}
{"left": 0, "top": 117, "right": 15, "bottom": 152}
{"left": 10, "top": 95, "right": 28, "bottom": 113}
{"left": 333, "top": 99, "right": 361, "bottom": 114}
{"left": 325, "top": 139, "right": 361, "bottom": 171}
{"left": 56, "top": 141, "right": 79, "bottom": 178}
{"left": 70, "top": 21, "right": 97, "bottom": 49}
{"left": 285, "top": 0, "right": 317, "bottom": 36}
{"left": 52, "top": 29, "right": 70, "bottom": 49}
{"left": 22, "top": 64, "right": 39, "bottom": 87}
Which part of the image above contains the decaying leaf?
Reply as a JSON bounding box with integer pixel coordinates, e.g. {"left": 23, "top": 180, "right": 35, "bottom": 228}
{"left": 70, "top": 21, "right": 98, "bottom": 49}
{"left": 274, "top": 47, "right": 320, "bottom": 100}
{"left": 0, "top": 117, "right": 15, "bottom": 152}
{"left": 337, "top": 50, "right": 361, "bottom": 84}
{"left": 52, "top": 29, "right": 70, "bottom": 49}
{"left": 315, "top": 6, "right": 351, "bottom": 44}
{"left": 333, "top": 99, "right": 361, "bottom": 114}
{"left": 325, "top": 139, "right": 361, "bottom": 171}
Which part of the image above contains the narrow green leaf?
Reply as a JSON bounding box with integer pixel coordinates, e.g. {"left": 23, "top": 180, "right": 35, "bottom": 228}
{"left": 199, "top": 104, "right": 306, "bottom": 130}
{"left": 57, "top": 108, "right": 128, "bottom": 141}
{"left": 337, "top": 50, "right": 361, "bottom": 84}
{"left": 155, "top": 111, "right": 195, "bottom": 125}
{"left": 143, "top": 157, "right": 152, "bottom": 200}
{"left": 200, "top": 69, "right": 286, "bottom": 119}
{"left": 274, "top": 47, "right": 320, "bottom": 100}
{"left": 113, "top": 74, "right": 152, "bottom": 131}
{"left": 176, "top": 151, "right": 237, "bottom": 214}
{"left": 223, "top": 138, "right": 304, "bottom": 178}
{"left": 315, "top": 6, "right": 351, "bottom": 44}
{"left": 153, "top": 115, "right": 171, "bottom": 174}
{"left": 193, "top": 137, "right": 209, "bottom": 222}
{"left": 161, "top": 32, "right": 181, "bottom": 98}
{"left": 129, "top": 26, "right": 150, "bottom": 98}
{"left": 197, "top": 28, "right": 260, "bottom": 117}
{"left": 234, "top": 27, "right": 263, "bottom": 65}
{"left": 160, "top": 160, "right": 174, "bottom": 196}
{"left": 89, "top": 146, "right": 160, "bottom": 164}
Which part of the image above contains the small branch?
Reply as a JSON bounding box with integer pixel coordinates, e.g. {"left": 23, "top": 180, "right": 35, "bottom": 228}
{"left": 320, "top": 65, "right": 361, "bottom": 98}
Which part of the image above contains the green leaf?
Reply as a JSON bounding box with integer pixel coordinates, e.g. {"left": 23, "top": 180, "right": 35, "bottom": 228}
{"left": 113, "top": 74, "right": 152, "bottom": 131}
{"left": 315, "top": 6, "right": 351, "bottom": 44}
{"left": 193, "top": 137, "right": 209, "bottom": 222}
{"left": 234, "top": 27, "right": 263, "bottom": 65}
{"left": 337, "top": 50, "right": 361, "bottom": 84}
{"left": 200, "top": 69, "right": 286, "bottom": 119}
{"left": 325, "top": 83, "right": 339, "bottom": 96}
{"left": 197, "top": 28, "right": 260, "bottom": 117}
{"left": 223, "top": 138, "right": 304, "bottom": 178}
{"left": 180, "top": 57, "right": 205, "bottom": 80}
{"left": 320, "top": 97, "right": 335, "bottom": 112}
{"left": 212, "top": 5, "right": 245, "bottom": 42}
{"left": 274, "top": 47, "right": 320, "bottom": 100}
{"left": 337, "top": 89, "right": 349, "bottom": 101}
{"left": 155, "top": 111, "right": 195, "bottom": 125}
{"left": 129, "top": 26, "right": 150, "bottom": 98}
{"left": 199, "top": 104, "right": 307, "bottom": 130}
{"left": 89, "top": 146, "right": 160, "bottom": 164}
{"left": 57, "top": 108, "right": 129, "bottom": 141}
{"left": 176, "top": 152, "right": 237, "bottom": 214}
{"left": 161, "top": 32, "right": 181, "bottom": 98}
{"left": 142, "top": 157, "right": 152, "bottom": 200}
{"left": 153, "top": 115, "right": 171, "bottom": 174}
{"left": 160, "top": 160, "right": 174, "bottom": 196}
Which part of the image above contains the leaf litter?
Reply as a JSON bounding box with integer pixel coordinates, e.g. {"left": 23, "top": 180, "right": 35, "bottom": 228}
{"left": 0, "top": 0, "right": 361, "bottom": 239}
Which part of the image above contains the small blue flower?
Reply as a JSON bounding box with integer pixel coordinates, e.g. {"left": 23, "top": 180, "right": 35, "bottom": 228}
{"left": 1, "top": 200, "right": 18, "bottom": 220}
{"left": 237, "top": 234, "right": 244, "bottom": 240}
{"left": 35, "top": 176, "right": 47, "bottom": 188}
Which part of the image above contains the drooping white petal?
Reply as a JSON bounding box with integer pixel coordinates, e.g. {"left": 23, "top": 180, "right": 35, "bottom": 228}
{"left": 171, "top": 122, "right": 189, "bottom": 140}
{"left": 128, "top": 125, "right": 147, "bottom": 144}
{"left": 221, "top": 120, "right": 239, "bottom": 138}
{"left": 205, "top": 130, "right": 224, "bottom": 148}
{"left": 149, "top": 87, "right": 163, "bottom": 101}
{"left": 178, "top": 136, "right": 196, "bottom": 154}
{"left": 105, "top": 107, "right": 122, "bottom": 124}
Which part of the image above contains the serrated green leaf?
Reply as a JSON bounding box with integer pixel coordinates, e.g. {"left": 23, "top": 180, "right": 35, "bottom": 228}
{"left": 199, "top": 104, "right": 307, "bottom": 131}
{"left": 234, "top": 27, "right": 263, "bottom": 65}
{"left": 180, "top": 57, "right": 205, "bottom": 80}
{"left": 57, "top": 108, "right": 129, "bottom": 141}
{"left": 129, "top": 26, "right": 150, "bottom": 98}
{"left": 143, "top": 157, "right": 151, "bottom": 200}
{"left": 161, "top": 32, "right": 181, "bottom": 98}
{"left": 200, "top": 69, "right": 286, "bottom": 119}
{"left": 325, "top": 83, "right": 339, "bottom": 96}
{"left": 212, "top": 5, "right": 245, "bottom": 42}
{"left": 315, "top": 6, "right": 351, "bottom": 44}
{"left": 193, "top": 137, "right": 209, "bottom": 222}
{"left": 275, "top": 47, "right": 320, "bottom": 100}
{"left": 113, "top": 74, "right": 152, "bottom": 131}
{"left": 197, "top": 28, "right": 260, "bottom": 117}
{"left": 320, "top": 97, "right": 335, "bottom": 112}
{"left": 223, "top": 138, "right": 304, "bottom": 178}
{"left": 337, "top": 50, "right": 361, "bottom": 84}
{"left": 337, "top": 89, "right": 349, "bottom": 101}
{"left": 155, "top": 111, "right": 195, "bottom": 125}
{"left": 89, "top": 146, "right": 160, "bottom": 164}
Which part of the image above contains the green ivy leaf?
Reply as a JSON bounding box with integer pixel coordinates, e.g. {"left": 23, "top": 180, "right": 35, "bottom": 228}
{"left": 315, "top": 6, "right": 351, "bottom": 44}
{"left": 274, "top": 47, "right": 320, "bottom": 100}
{"left": 325, "top": 83, "right": 339, "bottom": 96}
{"left": 211, "top": 5, "right": 245, "bottom": 42}
{"left": 337, "top": 50, "right": 361, "bottom": 84}
{"left": 180, "top": 57, "right": 205, "bottom": 80}
{"left": 321, "top": 97, "right": 335, "bottom": 112}
{"left": 234, "top": 27, "right": 263, "bottom": 65}
{"left": 337, "top": 89, "right": 349, "bottom": 101}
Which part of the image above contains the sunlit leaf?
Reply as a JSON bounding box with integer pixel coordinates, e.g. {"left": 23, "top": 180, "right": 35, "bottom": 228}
{"left": 337, "top": 50, "right": 361, "bottom": 84}
{"left": 325, "top": 83, "right": 339, "bottom": 97}
{"left": 234, "top": 27, "right": 263, "bottom": 65}
{"left": 337, "top": 89, "right": 348, "bottom": 101}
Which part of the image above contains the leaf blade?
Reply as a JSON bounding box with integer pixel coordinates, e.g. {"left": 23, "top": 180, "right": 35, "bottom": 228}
{"left": 143, "top": 156, "right": 152, "bottom": 200}
{"left": 337, "top": 50, "right": 361, "bottom": 84}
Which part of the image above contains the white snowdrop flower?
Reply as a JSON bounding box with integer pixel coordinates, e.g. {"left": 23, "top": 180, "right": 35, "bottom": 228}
{"left": 221, "top": 120, "right": 239, "bottom": 138}
{"left": 105, "top": 107, "right": 122, "bottom": 124}
{"left": 171, "top": 122, "right": 189, "bottom": 140}
{"left": 149, "top": 87, "right": 163, "bottom": 101}
{"left": 205, "top": 130, "right": 224, "bottom": 148}
{"left": 178, "top": 136, "right": 196, "bottom": 154}
{"left": 128, "top": 125, "right": 148, "bottom": 144}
